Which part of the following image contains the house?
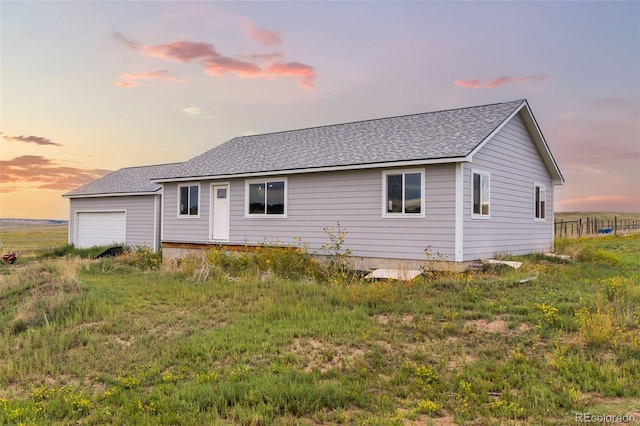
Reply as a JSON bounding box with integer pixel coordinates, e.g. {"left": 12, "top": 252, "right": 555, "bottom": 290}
{"left": 65, "top": 99, "right": 564, "bottom": 268}
{"left": 63, "top": 163, "right": 181, "bottom": 251}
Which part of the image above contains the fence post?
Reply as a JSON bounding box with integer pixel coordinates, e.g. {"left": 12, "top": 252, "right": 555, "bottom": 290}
{"left": 578, "top": 218, "right": 582, "bottom": 238}
{"left": 614, "top": 216, "right": 617, "bottom": 235}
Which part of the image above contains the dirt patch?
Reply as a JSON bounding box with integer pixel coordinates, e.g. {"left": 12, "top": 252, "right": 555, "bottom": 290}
{"left": 290, "top": 338, "right": 364, "bottom": 373}
{"left": 517, "top": 322, "right": 532, "bottom": 333}
{"left": 399, "top": 411, "right": 455, "bottom": 425}
{"left": 375, "top": 314, "right": 389, "bottom": 324}
{"left": 402, "top": 314, "right": 414, "bottom": 324}
{"left": 465, "top": 319, "right": 508, "bottom": 334}
{"left": 115, "top": 336, "right": 135, "bottom": 347}
{"left": 587, "top": 394, "right": 640, "bottom": 416}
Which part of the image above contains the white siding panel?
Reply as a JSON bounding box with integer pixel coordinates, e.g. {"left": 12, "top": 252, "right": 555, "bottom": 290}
{"left": 162, "top": 166, "right": 457, "bottom": 261}
{"left": 69, "top": 195, "right": 159, "bottom": 249}
{"left": 463, "top": 112, "right": 554, "bottom": 260}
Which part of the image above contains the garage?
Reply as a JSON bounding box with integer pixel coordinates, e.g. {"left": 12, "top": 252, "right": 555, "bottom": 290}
{"left": 76, "top": 211, "right": 126, "bottom": 248}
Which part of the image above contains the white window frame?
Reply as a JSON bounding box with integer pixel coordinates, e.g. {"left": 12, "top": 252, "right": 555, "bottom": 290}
{"left": 534, "top": 183, "right": 546, "bottom": 221}
{"left": 471, "top": 170, "right": 490, "bottom": 219}
{"left": 381, "top": 169, "right": 426, "bottom": 218}
{"left": 177, "top": 183, "right": 200, "bottom": 218}
{"left": 244, "top": 177, "right": 288, "bottom": 218}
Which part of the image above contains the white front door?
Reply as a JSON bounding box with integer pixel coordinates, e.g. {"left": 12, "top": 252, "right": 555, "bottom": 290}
{"left": 211, "top": 184, "right": 230, "bottom": 241}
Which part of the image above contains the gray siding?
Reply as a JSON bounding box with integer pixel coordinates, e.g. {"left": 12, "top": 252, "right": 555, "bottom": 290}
{"left": 463, "top": 112, "right": 554, "bottom": 260}
{"left": 162, "top": 182, "right": 211, "bottom": 242}
{"left": 69, "top": 195, "right": 160, "bottom": 249}
{"left": 162, "top": 165, "right": 457, "bottom": 261}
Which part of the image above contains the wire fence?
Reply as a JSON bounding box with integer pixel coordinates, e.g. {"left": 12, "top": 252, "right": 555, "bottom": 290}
{"left": 554, "top": 216, "right": 640, "bottom": 238}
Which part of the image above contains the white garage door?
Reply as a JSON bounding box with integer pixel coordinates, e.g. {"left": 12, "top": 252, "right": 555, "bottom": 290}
{"left": 77, "top": 212, "right": 126, "bottom": 248}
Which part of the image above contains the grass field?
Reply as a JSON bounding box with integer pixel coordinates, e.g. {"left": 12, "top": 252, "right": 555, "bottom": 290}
{"left": 0, "top": 227, "right": 639, "bottom": 424}
{"left": 0, "top": 221, "right": 68, "bottom": 256}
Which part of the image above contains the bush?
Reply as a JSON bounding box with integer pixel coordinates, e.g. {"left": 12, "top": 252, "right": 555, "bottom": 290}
{"left": 181, "top": 244, "right": 323, "bottom": 283}
{"left": 576, "top": 247, "right": 621, "bottom": 266}
{"left": 575, "top": 304, "right": 619, "bottom": 348}
{"left": 124, "top": 245, "right": 162, "bottom": 271}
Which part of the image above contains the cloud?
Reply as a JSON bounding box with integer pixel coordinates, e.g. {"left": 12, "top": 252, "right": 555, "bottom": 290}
{"left": 242, "top": 21, "right": 281, "bottom": 46}
{"left": 454, "top": 75, "right": 548, "bottom": 89}
{"left": 183, "top": 107, "right": 202, "bottom": 115}
{"left": 111, "top": 31, "right": 142, "bottom": 50}
{"left": 0, "top": 155, "right": 110, "bottom": 192}
{"left": 182, "top": 106, "right": 215, "bottom": 119}
{"left": 112, "top": 70, "right": 185, "bottom": 88}
{"left": 144, "top": 41, "right": 216, "bottom": 62}
{"left": 143, "top": 41, "right": 263, "bottom": 77}
{"left": 2, "top": 134, "right": 62, "bottom": 146}
{"left": 265, "top": 61, "right": 316, "bottom": 90}
{"left": 113, "top": 31, "right": 316, "bottom": 89}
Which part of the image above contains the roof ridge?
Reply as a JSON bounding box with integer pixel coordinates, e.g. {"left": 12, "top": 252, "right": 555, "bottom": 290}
{"left": 119, "top": 162, "right": 184, "bottom": 171}
{"left": 229, "top": 99, "right": 526, "bottom": 141}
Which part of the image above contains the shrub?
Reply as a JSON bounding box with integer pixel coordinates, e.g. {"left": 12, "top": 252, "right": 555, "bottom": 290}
{"left": 124, "top": 245, "right": 162, "bottom": 271}
{"left": 181, "top": 243, "right": 322, "bottom": 283}
{"left": 575, "top": 304, "right": 619, "bottom": 348}
{"left": 576, "top": 247, "right": 621, "bottom": 266}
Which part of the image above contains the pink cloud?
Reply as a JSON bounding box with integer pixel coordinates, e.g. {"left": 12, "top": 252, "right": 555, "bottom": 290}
{"left": 265, "top": 61, "right": 316, "bottom": 90}
{"left": 202, "top": 56, "right": 262, "bottom": 77}
{"left": 112, "top": 70, "right": 185, "bottom": 88}
{"left": 0, "top": 156, "right": 110, "bottom": 191}
{"left": 113, "top": 32, "right": 316, "bottom": 89}
{"left": 144, "top": 41, "right": 217, "bottom": 62}
{"left": 3, "top": 134, "right": 62, "bottom": 146}
{"left": 454, "top": 75, "right": 548, "bottom": 89}
{"left": 242, "top": 22, "right": 281, "bottom": 46}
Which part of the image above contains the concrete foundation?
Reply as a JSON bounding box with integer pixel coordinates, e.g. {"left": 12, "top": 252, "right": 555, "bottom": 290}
{"left": 161, "top": 242, "right": 475, "bottom": 273}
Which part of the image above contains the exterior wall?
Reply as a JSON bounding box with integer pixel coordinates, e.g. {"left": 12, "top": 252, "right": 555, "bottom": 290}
{"left": 462, "top": 112, "right": 554, "bottom": 260}
{"left": 69, "top": 195, "right": 160, "bottom": 250}
{"left": 162, "top": 165, "right": 457, "bottom": 262}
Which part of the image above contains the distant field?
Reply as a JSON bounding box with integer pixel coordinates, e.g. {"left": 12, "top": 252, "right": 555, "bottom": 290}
{"left": 556, "top": 211, "right": 640, "bottom": 222}
{"left": 0, "top": 220, "right": 68, "bottom": 253}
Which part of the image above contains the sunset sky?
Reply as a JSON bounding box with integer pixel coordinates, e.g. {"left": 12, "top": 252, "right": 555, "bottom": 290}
{"left": 1, "top": 1, "right": 639, "bottom": 219}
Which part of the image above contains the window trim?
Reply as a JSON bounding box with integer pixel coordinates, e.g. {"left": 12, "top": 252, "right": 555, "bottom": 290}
{"left": 244, "top": 177, "right": 288, "bottom": 218}
{"left": 381, "top": 169, "right": 426, "bottom": 218}
{"left": 534, "top": 183, "right": 546, "bottom": 221}
{"left": 177, "top": 183, "right": 200, "bottom": 218}
{"left": 471, "top": 170, "right": 490, "bottom": 219}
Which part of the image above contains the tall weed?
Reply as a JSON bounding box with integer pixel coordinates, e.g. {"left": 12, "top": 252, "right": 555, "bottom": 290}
{"left": 575, "top": 303, "right": 619, "bottom": 348}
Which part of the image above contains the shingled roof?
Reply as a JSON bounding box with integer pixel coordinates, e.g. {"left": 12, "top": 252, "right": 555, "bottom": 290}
{"left": 63, "top": 163, "right": 182, "bottom": 197}
{"left": 155, "top": 99, "right": 529, "bottom": 181}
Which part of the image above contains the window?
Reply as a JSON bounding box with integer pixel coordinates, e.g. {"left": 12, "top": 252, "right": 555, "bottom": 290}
{"left": 534, "top": 184, "right": 546, "bottom": 220}
{"left": 179, "top": 184, "right": 199, "bottom": 216}
{"left": 383, "top": 170, "right": 424, "bottom": 217}
{"left": 246, "top": 179, "right": 286, "bottom": 216}
{"left": 472, "top": 171, "right": 490, "bottom": 218}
